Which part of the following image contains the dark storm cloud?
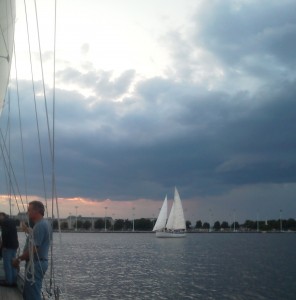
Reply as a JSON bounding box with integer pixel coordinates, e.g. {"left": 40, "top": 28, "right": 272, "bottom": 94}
{"left": 50, "top": 76, "right": 296, "bottom": 200}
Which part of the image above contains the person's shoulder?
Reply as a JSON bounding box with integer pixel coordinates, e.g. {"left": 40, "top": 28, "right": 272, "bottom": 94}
{"left": 6, "top": 218, "right": 17, "bottom": 226}
{"left": 9, "top": 218, "right": 18, "bottom": 224}
{"left": 40, "top": 219, "right": 52, "bottom": 230}
{"left": 34, "top": 218, "right": 46, "bottom": 229}
{"left": 34, "top": 219, "right": 51, "bottom": 233}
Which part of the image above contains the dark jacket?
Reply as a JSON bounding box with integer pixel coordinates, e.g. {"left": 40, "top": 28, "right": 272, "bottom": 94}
{"left": 0, "top": 218, "right": 19, "bottom": 249}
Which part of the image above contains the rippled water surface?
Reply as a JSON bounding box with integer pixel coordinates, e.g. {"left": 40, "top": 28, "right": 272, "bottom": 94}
{"left": 21, "top": 232, "right": 296, "bottom": 300}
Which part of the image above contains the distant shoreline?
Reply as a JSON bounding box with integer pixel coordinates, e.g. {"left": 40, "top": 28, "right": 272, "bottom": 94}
{"left": 51, "top": 230, "right": 296, "bottom": 234}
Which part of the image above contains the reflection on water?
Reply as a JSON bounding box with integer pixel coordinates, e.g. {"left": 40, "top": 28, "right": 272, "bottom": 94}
{"left": 18, "top": 232, "right": 296, "bottom": 300}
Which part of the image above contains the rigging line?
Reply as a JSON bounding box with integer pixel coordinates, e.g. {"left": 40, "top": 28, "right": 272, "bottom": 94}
{"left": 32, "top": 0, "right": 55, "bottom": 219}
{"left": 7, "top": 84, "right": 12, "bottom": 216}
{"left": 32, "top": 0, "right": 56, "bottom": 293}
{"left": 50, "top": 0, "right": 57, "bottom": 290}
{"left": 33, "top": 0, "right": 54, "bottom": 167}
{"left": 2, "top": 89, "right": 22, "bottom": 217}
{"left": 31, "top": 0, "right": 64, "bottom": 297}
{"left": 0, "top": 130, "right": 26, "bottom": 213}
{"left": 5, "top": 0, "right": 17, "bottom": 218}
{"left": 51, "top": 1, "right": 68, "bottom": 297}
{"left": 2, "top": 149, "right": 12, "bottom": 212}
{"left": 23, "top": 0, "right": 48, "bottom": 206}
{"left": 52, "top": 0, "right": 58, "bottom": 202}
{"left": 0, "top": 123, "right": 22, "bottom": 209}
{"left": 51, "top": 0, "right": 67, "bottom": 296}
{"left": 13, "top": 41, "right": 29, "bottom": 205}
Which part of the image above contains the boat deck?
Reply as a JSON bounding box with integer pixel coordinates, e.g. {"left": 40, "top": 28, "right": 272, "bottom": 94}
{"left": 0, "top": 260, "right": 23, "bottom": 300}
{"left": 0, "top": 285, "right": 22, "bottom": 300}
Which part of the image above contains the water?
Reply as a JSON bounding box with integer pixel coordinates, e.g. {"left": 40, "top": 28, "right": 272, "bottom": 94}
{"left": 20, "top": 232, "right": 296, "bottom": 299}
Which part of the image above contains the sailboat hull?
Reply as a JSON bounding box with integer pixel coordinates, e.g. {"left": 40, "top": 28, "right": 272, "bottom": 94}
{"left": 155, "top": 231, "right": 186, "bottom": 238}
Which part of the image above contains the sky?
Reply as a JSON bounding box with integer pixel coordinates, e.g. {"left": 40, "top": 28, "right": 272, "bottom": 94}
{"left": 0, "top": 0, "right": 296, "bottom": 224}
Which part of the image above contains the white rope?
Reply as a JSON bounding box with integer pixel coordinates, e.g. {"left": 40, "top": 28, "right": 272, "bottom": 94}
{"left": 24, "top": 229, "right": 35, "bottom": 284}
{"left": 23, "top": 226, "right": 49, "bottom": 288}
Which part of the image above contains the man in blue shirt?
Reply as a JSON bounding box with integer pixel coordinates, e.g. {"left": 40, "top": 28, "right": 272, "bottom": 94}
{"left": 13, "top": 201, "right": 52, "bottom": 300}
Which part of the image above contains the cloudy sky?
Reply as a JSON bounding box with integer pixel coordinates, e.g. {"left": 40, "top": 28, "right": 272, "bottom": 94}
{"left": 1, "top": 0, "right": 296, "bottom": 223}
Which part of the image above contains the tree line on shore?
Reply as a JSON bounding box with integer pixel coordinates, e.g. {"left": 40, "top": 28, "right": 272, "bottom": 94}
{"left": 53, "top": 217, "right": 296, "bottom": 232}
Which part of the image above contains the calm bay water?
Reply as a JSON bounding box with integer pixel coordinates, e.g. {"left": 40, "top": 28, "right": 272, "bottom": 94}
{"left": 20, "top": 232, "right": 296, "bottom": 299}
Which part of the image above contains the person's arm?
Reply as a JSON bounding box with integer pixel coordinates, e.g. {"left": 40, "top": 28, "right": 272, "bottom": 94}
{"left": 17, "top": 249, "right": 29, "bottom": 262}
{"left": 12, "top": 245, "right": 39, "bottom": 268}
{"left": 21, "top": 222, "right": 33, "bottom": 234}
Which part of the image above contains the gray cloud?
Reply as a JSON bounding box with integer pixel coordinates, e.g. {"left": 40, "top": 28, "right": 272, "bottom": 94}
{"left": 194, "top": 0, "right": 296, "bottom": 66}
{"left": 12, "top": 75, "right": 293, "bottom": 201}
{"left": 160, "top": 0, "right": 296, "bottom": 92}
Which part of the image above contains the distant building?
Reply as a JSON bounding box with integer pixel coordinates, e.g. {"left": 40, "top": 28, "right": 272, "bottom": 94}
{"left": 65, "top": 215, "right": 113, "bottom": 230}
{"left": 13, "top": 213, "right": 114, "bottom": 230}
{"left": 17, "top": 212, "right": 27, "bottom": 223}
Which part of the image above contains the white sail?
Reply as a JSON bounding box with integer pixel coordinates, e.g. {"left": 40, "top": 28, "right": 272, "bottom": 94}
{"left": 153, "top": 195, "right": 167, "bottom": 231}
{"left": 166, "top": 187, "right": 186, "bottom": 230}
{"left": 0, "top": 0, "right": 15, "bottom": 114}
{"left": 165, "top": 200, "right": 175, "bottom": 229}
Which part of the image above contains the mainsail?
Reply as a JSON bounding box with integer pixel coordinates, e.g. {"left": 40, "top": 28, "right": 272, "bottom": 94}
{"left": 166, "top": 187, "right": 186, "bottom": 230}
{"left": 0, "top": 0, "right": 15, "bottom": 113}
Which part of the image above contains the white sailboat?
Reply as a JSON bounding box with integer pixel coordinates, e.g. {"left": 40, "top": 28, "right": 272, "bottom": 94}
{"left": 153, "top": 187, "right": 186, "bottom": 238}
